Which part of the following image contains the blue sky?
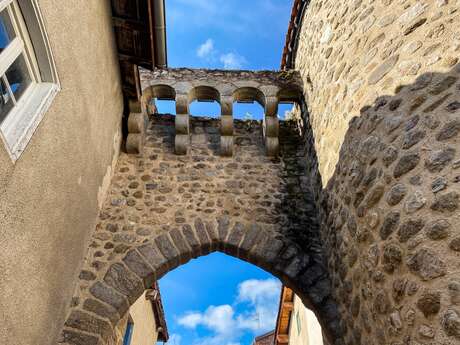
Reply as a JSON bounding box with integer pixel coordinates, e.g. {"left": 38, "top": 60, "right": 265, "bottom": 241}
{"left": 156, "top": 2, "right": 292, "bottom": 345}
{"left": 159, "top": 253, "right": 281, "bottom": 345}
{"left": 156, "top": 0, "right": 294, "bottom": 120}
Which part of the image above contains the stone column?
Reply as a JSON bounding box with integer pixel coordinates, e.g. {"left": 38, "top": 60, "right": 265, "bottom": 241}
{"left": 126, "top": 112, "right": 147, "bottom": 154}
{"left": 220, "top": 95, "right": 234, "bottom": 156}
{"left": 264, "top": 96, "right": 279, "bottom": 156}
{"left": 175, "top": 93, "right": 190, "bottom": 155}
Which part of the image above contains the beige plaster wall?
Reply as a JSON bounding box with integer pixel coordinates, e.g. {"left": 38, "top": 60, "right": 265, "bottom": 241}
{"left": 0, "top": 1, "right": 123, "bottom": 345}
{"left": 288, "top": 295, "right": 324, "bottom": 345}
{"left": 130, "top": 292, "right": 159, "bottom": 345}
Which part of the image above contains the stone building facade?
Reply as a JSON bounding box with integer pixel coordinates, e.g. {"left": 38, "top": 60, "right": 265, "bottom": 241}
{"left": 114, "top": 283, "right": 168, "bottom": 345}
{"left": 272, "top": 286, "right": 324, "bottom": 345}
{"left": 284, "top": 0, "right": 460, "bottom": 344}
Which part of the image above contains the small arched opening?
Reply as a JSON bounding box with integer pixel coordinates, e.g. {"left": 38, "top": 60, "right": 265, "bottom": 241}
{"left": 143, "top": 84, "right": 176, "bottom": 115}
{"left": 277, "top": 88, "right": 302, "bottom": 121}
{"left": 233, "top": 87, "right": 266, "bottom": 121}
{"left": 188, "top": 86, "right": 221, "bottom": 118}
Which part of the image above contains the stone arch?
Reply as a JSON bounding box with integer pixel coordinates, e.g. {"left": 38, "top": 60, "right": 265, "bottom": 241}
{"left": 59, "top": 114, "right": 344, "bottom": 345}
{"left": 141, "top": 84, "right": 176, "bottom": 115}
{"left": 187, "top": 85, "right": 222, "bottom": 117}
{"left": 233, "top": 86, "right": 266, "bottom": 107}
{"left": 188, "top": 85, "right": 222, "bottom": 116}
{"left": 188, "top": 85, "right": 221, "bottom": 104}
{"left": 276, "top": 88, "right": 302, "bottom": 120}
{"left": 277, "top": 87, "right": 302, "bottom": 104}
{"left": 61, "top": 221, "right": 342, "bottom": 345}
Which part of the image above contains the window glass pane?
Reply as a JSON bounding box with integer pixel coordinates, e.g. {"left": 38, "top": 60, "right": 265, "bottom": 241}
{"left": 6, "top": 54, "right": 31, "bottom": 101}
{"left": 0, "top": 77, "right": 13, "bottom": 124}
{"left": 123, "top": 321, "right": 134, "bottom": 345}
{"left": 0, "top": 8, "right": 15, "bottom": 51}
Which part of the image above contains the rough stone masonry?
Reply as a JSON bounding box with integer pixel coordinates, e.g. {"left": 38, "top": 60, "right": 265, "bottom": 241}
{"left": 289, "top": 0, "right": 460, "bottom": 344}
{"left": 59, "top": 115, "right": 343, "bottom": 345}
{"left": 59, "top": 0, "right": 460, "bottom": 345}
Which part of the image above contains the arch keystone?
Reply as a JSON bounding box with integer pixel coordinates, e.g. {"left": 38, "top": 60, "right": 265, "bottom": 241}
{"left": 216, "top": 215, "right": 231, "bottom": 248}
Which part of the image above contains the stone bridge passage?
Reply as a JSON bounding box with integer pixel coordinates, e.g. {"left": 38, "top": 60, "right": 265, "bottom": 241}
{"left": 60, "top": 115, "right": 343, "bottom": 345}
{"left": 134, "top": 67, "right": 303, "bottom": 156}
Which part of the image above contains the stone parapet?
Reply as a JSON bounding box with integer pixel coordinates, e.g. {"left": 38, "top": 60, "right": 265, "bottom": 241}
{"left": 139, "top": 67, "right": 303, "bottom": 156}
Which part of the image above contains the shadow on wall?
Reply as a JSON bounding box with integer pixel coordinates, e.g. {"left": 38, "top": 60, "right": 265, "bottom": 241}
{"left": 302, "top": 64, "right": 460, "bottom": 344}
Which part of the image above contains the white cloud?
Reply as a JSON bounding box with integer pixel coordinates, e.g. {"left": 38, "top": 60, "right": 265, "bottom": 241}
{"left": 196, "top": 39, "right": 215, "bottom": 58}
{"left": 203, "top": 305, "right": 236, "bottom": 334}
{"left": 175, "top": 279, "right": 281, "bottom": 345}
{"left": 196, "top": 40, "right": 246, "bottom": 69}
{"left": 177, "top": 305, "right": 236, "bottom": 335}
{"left": 236, "top": 279, "right": 281, "bottom": 332}
{"left": 168, "top": 334, "right": 182, "bottom": 345}
{"left": 219, "top": 53, "right": 247, "bottom": 69}
{"left": 177, "top": 312, "right": 203, "bottom": 328}
{"left": 237, "top": 279, "right": 281, "bottom": 304}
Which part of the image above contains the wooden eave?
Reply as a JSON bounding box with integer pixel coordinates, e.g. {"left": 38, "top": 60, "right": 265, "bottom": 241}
{"left": 111, "top": 0, "right": 166, "bottom": 100}
{"left": 274, "top": 286, "right": 295, "bottom": 345}
{"left": 145, "top": 281, "right": 169, "bottom": 342}
{"left": 281, "top": 0, "right": 310, "bottom": 70}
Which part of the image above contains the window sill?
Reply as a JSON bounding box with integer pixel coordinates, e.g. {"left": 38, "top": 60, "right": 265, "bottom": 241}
{"left": 0, "top": 82, "right": 60, "bottom": 162}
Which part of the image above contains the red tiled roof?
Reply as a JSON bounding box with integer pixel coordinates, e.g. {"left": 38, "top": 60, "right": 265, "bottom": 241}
{"left": 281, "top": 0, "right": 310, "bottom": 70}
{"left": 253, "top": 330, "right": 275, "bottom": 345}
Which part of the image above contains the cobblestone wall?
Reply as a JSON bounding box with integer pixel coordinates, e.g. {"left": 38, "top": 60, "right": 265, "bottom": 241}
{"left": 293, "top": 0, "right": 460, "bottom": 344}
{"left": 58, "top": 115, "right": 343, "bottom": 345}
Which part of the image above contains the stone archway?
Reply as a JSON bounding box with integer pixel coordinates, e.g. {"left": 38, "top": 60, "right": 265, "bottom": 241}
{"left": 59, "top": 114, "right": 343, "bottom": 345}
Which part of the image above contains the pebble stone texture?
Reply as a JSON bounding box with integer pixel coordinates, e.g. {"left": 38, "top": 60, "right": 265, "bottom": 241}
{"left": 59, "top": 115, "right": 343, "bottom": 345}
{"left": 291, "top": 0, "right": 460, "bottom": 344}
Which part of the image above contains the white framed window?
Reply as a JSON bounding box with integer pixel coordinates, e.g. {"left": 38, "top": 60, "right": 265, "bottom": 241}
{"left": 0, "top": 0, "right": 59, "bottom": 161}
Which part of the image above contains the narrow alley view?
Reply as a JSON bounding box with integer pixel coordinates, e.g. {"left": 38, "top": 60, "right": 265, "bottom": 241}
{"left": 120, "top": 252, "right": 324, "bottom": 345}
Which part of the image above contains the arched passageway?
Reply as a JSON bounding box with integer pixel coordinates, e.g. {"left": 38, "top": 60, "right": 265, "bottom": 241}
{"left": 59, "top": 115, "right": 343, "bottom": 345}
{"left": 159, "top": 252, "right": 317, "bottom": 345}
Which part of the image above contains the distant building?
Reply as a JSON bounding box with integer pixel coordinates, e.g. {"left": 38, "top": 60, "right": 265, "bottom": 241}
{"left": 252, "top": 330, "right": 276, "bottom": 345}
{"left": 253, "top": 286, "right": 324, "bottom": 345}
{"left": 118, "top": 282, "right": 169, "bottom": 345}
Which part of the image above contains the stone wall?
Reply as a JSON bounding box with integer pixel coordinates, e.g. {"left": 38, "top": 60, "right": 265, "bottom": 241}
{"left": 59, "top": 115, "right": 344, "bottom": 345}
{"left": 292, "top": 0, "right": 460, "bottom": 344}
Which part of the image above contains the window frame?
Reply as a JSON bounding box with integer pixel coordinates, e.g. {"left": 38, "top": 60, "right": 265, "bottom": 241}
{"left": 122, "top": 316, "right": 134, "bottom": 345}
{"left": 0, "top": 0, "right": 59, "bottom": 162}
